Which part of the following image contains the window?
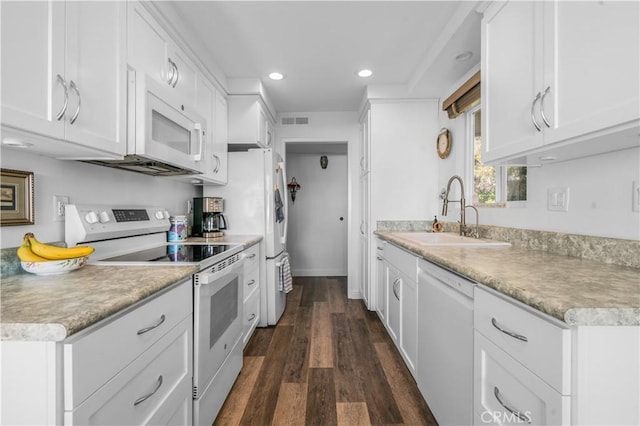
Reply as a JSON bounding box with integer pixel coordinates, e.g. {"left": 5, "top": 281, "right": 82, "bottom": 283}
{"left": 468, "top": 106, "right": 527, "bottom": 206}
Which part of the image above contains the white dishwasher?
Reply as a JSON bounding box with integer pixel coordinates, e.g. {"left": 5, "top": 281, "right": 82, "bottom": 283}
{"left": 417, "top": 258, "right": 474, "bottom": 426}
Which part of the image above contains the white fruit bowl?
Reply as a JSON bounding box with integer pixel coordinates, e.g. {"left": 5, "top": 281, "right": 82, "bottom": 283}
{"left": 21, "top": 256, "right": 89, "bottom": 276}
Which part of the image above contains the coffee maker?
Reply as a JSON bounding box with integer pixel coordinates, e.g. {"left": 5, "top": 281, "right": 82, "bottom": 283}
{"left": 192, "top": 197, "right": 227, "bottom": 238}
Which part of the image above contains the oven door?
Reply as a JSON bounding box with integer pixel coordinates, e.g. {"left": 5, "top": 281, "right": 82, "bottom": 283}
{"left": 132, "top": 72, "right": 206, "bottom": 172}
{"left": 193, "top": 255, "right": 244, "bottom": 397}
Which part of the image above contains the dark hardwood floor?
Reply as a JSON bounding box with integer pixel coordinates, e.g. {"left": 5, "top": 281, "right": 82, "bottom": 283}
{"left": 214, "top": 276, "right": 438, "bottom": 426}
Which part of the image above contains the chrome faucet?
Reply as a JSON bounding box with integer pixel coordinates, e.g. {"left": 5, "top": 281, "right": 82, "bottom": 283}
{"left": 442, "top": 175, "right": 466, "bottom": 236}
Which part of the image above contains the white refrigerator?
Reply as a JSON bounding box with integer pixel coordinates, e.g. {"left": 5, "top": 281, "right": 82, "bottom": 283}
{"left": 205, "top": 148, "right": 288, "bottom": 326}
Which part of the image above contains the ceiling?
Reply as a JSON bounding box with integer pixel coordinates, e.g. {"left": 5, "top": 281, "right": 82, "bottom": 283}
{"left": 160, "top": 1, "right": 483, "bottom": 114}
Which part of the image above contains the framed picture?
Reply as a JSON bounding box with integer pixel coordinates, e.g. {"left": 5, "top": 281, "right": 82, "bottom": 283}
{"left": 1, "top": 168, "right": 34, "bottom": 226}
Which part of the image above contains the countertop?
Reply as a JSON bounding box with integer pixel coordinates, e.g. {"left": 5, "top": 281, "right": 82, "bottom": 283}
{"left": 0, "top": 235, "right": 262, "bottom": 342}
{"left": 375, "top": 231, "right": 640, "bottom": 326}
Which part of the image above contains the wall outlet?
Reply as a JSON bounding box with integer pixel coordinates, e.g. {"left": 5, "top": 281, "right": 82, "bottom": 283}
{"left": 548, "top": 187, "right": 569, "bottom": 212}
{"left": 633, "top": 181, "right": 640, "bottom": 212}
{"left": 53, "top": 195, "right": 70, "bottom": 221}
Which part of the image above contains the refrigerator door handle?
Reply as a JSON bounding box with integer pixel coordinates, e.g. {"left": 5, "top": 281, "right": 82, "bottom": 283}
{"left": 279, "top": 160, "right": 288, "bottom": 245}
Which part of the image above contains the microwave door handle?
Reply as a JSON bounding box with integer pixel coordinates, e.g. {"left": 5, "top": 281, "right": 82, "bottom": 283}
{"left": 191, "top": 123, "right": 203, "bottom": 161}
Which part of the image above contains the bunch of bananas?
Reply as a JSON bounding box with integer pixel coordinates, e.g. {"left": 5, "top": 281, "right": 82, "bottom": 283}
{"left": 17, "top": 233, "right": 94, "bottom": 262}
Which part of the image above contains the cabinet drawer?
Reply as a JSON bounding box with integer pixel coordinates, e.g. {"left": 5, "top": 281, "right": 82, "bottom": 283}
{"left": 66, "top": 315, "right": 193, "bottom": 425}
{"left": 474, "top": 287, "right": 571, "bottom": 394}
{"left": 242, "top": 288, "right": 260, "bottom": 346}
{"left": 474, "top": 332, "right": 570, "bottom": 426}
{"left": 243, "top": 266, "right": 259, "bottom": 302}
{"left": 244, "top": 244, "right": 259, "bottom": 272}
{"left": 384, "top": 243, "right": 418, "bottom": 282}
{"left": 64, "top": 280, "right": 192, "bottom": 409}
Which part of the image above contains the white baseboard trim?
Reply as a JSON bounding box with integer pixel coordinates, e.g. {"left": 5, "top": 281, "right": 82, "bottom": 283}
{"left": 292, "top": 268, "right": 347, "bottom": 277}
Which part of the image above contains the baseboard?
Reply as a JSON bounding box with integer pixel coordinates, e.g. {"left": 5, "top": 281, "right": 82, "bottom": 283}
{"left": 292, "top": 268, "right": 347, "bottom": 277}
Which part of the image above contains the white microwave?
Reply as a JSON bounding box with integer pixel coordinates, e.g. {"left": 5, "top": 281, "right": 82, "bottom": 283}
{"left": 86, "top": 70, "right": 206, "bottom": 176}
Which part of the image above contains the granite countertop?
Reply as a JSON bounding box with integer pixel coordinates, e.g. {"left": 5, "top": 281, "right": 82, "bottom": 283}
{"left": 375, "top": 231, "right": 640, "bottom": 327}
{"left": 0, "top": 235, "right": 263, "bottom": 342}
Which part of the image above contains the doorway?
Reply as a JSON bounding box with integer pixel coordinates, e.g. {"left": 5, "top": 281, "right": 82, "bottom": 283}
{"left": 285, "top": 142, "right": 348, "bottom": 276}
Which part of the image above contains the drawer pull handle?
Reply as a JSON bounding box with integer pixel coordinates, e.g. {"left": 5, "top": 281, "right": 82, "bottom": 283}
{"left": 247, "top": 253, "right": 257, "bottom": 259}
{"left": 392, "top": 278, "right": 401, "bottom": 300}
{"left": 491, "top": 317, "right": 528, "bottom": 342}
{"left": 247, "top": 279, "right": 256, "bottom": 286}
{"left": 137, "top": 314, "right": 166, "bottom": 335}
{"left": 494, "top": 386, "right": 531, "bottom": 424}
{"left": 248, "top": 313, "right": 256, "bottom": 321}
{"left": 134, "top": 375, "right": 163, "bottom": 406}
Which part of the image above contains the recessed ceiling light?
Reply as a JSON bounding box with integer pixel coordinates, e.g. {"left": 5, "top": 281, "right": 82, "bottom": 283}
{"left": 455, "top": 51, "right": 474, "bottom": 62}
{"left": 269, "top": 72, "right": 284, "bottom": 81}
{"left": 357, "top": 69, "right": 373, "bottom": 78}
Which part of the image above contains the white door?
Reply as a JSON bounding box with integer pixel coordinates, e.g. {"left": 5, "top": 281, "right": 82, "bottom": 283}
{"left": 285, "top": 152, "right": 348, "bottom": 276}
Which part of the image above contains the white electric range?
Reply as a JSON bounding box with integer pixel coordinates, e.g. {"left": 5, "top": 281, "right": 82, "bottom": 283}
{"left": 65, "top": 204, "right": 245, "bottom": 426}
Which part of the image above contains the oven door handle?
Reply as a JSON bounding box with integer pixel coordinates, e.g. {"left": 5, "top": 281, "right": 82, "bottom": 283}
{"left": 196, "top": 254, "right": 245, "bottom": 285}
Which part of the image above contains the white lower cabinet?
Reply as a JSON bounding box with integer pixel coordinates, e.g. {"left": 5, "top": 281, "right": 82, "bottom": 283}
{"left": 242, "top": 244, "right": 260, "bottom": 347}
{"left": 65, "top": 316, "right": 192, "bottom": 425}
{"left": 62, "top": 280, "right": 193, "bottom": 425}
{"left": 374, "top": 238, "right": 387, "bottom": 323}
{"left": 474, "top": 286, "right": 571, "bottom": 425}
{"left": 381, "top": 243, "right": 418, "bottom": 377}
{"left": 474, "top": 332, "right": 570, "bottom": 426}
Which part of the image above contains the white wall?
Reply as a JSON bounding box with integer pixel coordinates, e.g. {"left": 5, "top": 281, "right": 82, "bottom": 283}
{"left": 286, "top": 152, "right": 348, "bottom": 276}
{"left": 436, "top": 71, "right": 640, "bottom": 240}
{"left": 1, "top": 149, "right": 200, "bottom": 248}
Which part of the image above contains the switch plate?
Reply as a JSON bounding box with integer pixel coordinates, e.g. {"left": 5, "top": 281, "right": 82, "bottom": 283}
{"left": 633, "top": 181, "right": 640, "bottom": 212}
{"left": 53, "top": 195, "right": 70, "bottom": 221}
{"left": 548, "top": 187, "right": 569, "bottom": 212}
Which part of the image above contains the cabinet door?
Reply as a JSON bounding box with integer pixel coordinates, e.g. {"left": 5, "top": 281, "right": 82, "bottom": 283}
{"left": 64, "top": 1, "right": 126, "bottom": 156}
{"left": 482, "top": 1, "right": 544, "bottom": 163}
{"left": 127, "top": 2, "right": 171, "bottom": 86}
{"left": 386, "top": 266, "right": 401, "bottom": 344}
{"left": 543, "top": 0, "right": 640, "bottom": 145}
{"left": 213, "top": 90, "right": 229, "bottom": 182}
{"left": 359, "top": 233, "right": 369, "bottom": 307}
{"left": 400, "top": 275, "right": 417, "bottom": 375}
{"left": 169, "top": 47, "right": 197, "bottom": 107}
{"left": 195, "top": 75, "right": 215, "bottom": 179}
{"left": 1, "top": 0, "right": 65, "bottom": 139}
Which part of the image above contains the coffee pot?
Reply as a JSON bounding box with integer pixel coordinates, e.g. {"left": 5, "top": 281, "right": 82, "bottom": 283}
{"left": 203, "top": 213, "right": 227, "bottom": 233}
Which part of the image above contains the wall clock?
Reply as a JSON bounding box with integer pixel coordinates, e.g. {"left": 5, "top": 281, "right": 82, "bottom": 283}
{"left": 437, "top": 128, "right": 451, "bottom": 159}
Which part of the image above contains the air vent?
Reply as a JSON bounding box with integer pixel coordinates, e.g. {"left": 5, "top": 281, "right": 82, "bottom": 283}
{"left": 281, "top": 116, "right": 309, "bottom": 126}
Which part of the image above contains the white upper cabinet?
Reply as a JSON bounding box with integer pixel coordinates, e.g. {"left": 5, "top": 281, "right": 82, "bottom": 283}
{"left": 213, "top": 90, "right": 229, "bottom": 182}
{"left": 128, "top": 2, "right": 197, "bottom": 108}
{"left": 482, "top": 0, "right": 639, "bottom": 164}
{"left": 1, "top": 0, "right": 126, "bottom": 158}
{"left": 194, "top": 75, "right": 228, "bottom": 184}
{"left": 227, "top": 95, "right": 274, "bottom": 148}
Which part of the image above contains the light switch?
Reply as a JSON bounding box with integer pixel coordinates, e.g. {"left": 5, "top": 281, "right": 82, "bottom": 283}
{"left": 548, "top": 187, "right": 569, "bottom": 212}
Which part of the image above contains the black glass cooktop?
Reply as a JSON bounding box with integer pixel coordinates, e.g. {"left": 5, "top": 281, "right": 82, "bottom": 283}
{"left": 103, "top": 244, "right": 236, "bottom": 263}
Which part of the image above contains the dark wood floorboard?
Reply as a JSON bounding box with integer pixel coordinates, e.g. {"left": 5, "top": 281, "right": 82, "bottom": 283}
{"left": 215, "top": 276, "right": 438, "bottom": 426}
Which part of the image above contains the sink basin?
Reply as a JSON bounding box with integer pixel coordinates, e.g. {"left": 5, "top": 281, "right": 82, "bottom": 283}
{"left": 391, "top": 232, "right": 511, "bottom": 247}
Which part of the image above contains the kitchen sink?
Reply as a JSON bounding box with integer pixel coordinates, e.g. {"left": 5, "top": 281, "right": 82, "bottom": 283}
{"left": 391, "top": 232, "right": 511, "bottom": 247}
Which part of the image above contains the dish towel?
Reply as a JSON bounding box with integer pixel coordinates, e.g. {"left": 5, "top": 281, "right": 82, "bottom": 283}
{"left": 278, "top": 255, "right": 293, "bottom": 294}
{"left": 274, "top": 188, "right": 285, "bottom": 223}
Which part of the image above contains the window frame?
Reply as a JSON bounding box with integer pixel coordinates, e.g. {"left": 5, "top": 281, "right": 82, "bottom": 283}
{"left": 465, "top": 104, "right": 527, "bottom": 208}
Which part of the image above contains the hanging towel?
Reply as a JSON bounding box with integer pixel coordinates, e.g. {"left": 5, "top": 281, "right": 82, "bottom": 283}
{"left": 275, "top": 187, "right": 285, "bottom": 223}
{"left": 278, "top": 255, "right": 293, "bottom": 294}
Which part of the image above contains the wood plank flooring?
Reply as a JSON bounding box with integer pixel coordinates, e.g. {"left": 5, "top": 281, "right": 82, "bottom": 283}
{"left": 214, "top": 276, "right": 438, "bottom": 426}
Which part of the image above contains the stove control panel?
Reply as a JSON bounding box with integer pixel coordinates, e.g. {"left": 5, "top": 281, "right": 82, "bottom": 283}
{"left": 65, "top": 204, "right": 171, "bottom": 247}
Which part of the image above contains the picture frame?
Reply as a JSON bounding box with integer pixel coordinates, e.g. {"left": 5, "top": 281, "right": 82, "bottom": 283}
{"left": 1, "top": 168, "right": 34, "bottom": 226}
